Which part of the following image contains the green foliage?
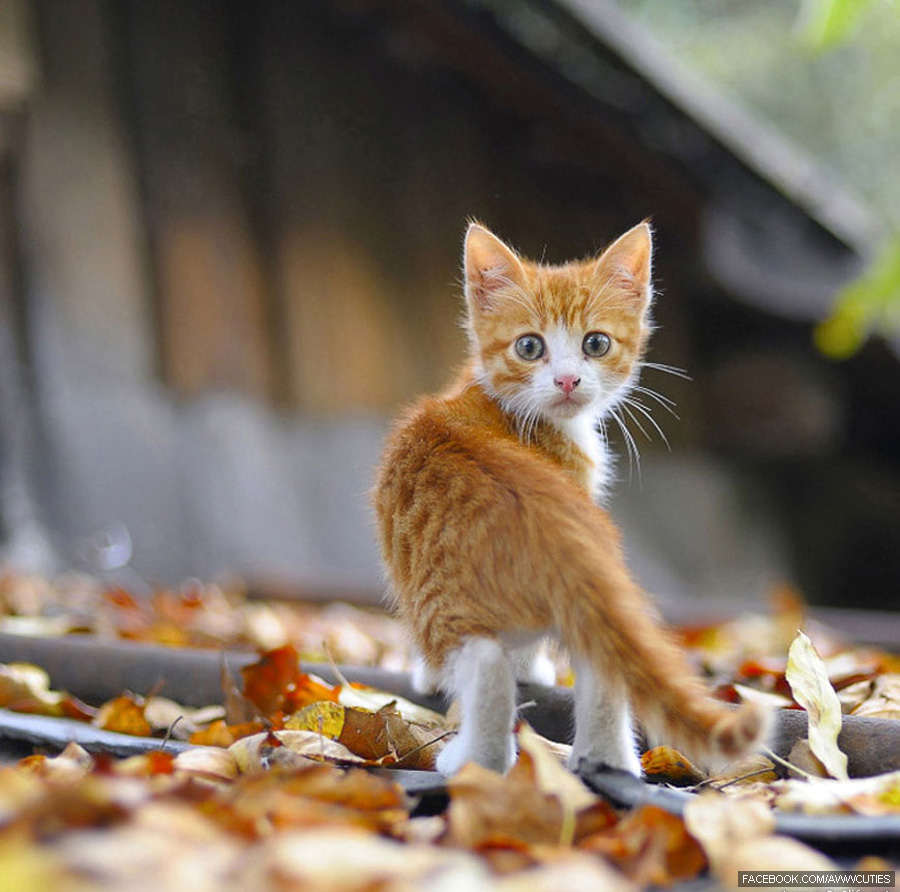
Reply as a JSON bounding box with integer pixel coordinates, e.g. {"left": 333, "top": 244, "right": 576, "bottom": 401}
{"left": 798, "top": 0, "right": 900, "bottom": 358}
{"left": 795, "top": 0, "right": 883, "bottom": 50}
{"left": 814, "top": 235, "right": 900, "bottom": 359}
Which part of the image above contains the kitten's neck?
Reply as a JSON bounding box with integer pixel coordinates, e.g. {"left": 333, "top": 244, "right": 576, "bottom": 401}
{"left": 450, "top": 364, "right": 611, "bottom": 500}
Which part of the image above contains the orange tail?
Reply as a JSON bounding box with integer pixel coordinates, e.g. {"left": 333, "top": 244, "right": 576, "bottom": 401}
{"left": 549, "top": 523, "right": 770, "bottom": 766}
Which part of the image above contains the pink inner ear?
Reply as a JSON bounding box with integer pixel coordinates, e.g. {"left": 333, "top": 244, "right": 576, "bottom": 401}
{"left": 465, "top": 227, "right": 526, "bottom": 311}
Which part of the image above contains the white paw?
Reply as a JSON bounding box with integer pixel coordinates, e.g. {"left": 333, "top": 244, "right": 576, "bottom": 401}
{"left": 411, "top": 656, "right": 440, "bottom": 695}
{"left": 568, "top": 743, "right": 642, "bottom": 777}
{"left": 436, "top": 732, "right": 518, "bottom": 776}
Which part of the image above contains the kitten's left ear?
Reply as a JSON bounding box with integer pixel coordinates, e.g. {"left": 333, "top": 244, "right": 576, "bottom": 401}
{"left": 595, "top": 222, "right": 653, "bottom": 309}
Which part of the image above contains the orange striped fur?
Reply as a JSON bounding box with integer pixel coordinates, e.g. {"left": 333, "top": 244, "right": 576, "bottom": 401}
{"left": 374, "top": 222, "right": 769, "bottom": 775}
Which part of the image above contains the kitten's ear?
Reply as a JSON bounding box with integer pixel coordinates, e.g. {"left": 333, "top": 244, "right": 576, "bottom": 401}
{"left": 595, "top": 222, "right": 653, "bottom": 308}
{"left": 464, "top": 223, "right": 527, "bottom": 314}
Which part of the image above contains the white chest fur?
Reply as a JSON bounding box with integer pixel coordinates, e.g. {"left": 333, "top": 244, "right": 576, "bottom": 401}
{"left": 558, "top": 413, "right": 611, "bottom": 503}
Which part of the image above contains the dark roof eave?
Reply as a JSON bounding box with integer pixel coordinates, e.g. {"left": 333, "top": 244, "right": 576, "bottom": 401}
{"left": 476, "top": 0, "right": 879, "bottom": 256}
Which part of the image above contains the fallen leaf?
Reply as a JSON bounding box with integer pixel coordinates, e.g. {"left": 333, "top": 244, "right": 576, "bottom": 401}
{"left": 93, "top": 695, "right": 152, "bottom": 738}
{"left": 517, "top": 724, "right": 597, "bottom": 812}
{"left": 228, "top": 730, "right": 365, "bottom": 774}
{"left": 786, "top": 739, "right": 831, "bottom": 779}
{"left": 640, "top": 746, "right": 707, "bottom": 787}
{"left": 286, "top": 701, "right": 445, "bottom": 770}
{"left": 17, "top": 742, "right": 94, "bottom": 785}
{"left": 172, "top": 746, "right": 239, "bottom": 782}
{"left": 709, "top": 754, "right": 778, "bottom": 788}
{"left": 240, "top": 645, "right": 303, "bottom": 717}
{"left": 234, "top": 827, "right": 489, "bottom": 892}
{"left": 284, "top": 701, "right": 346, "bottom": 739}
{"left": 719, "top": 835, "right": 837, "bottom": 890}
{"left": 189, "top": 719, "right": 266, "bottom": 748}
{"left": 445, "top": 758, "right": 614, "bottom": 851}
{"left": 851, "top": 674, "right": 900, "bottom": 720}
{"left": 785, "top": 631, "right": 849, "bottom": 780}
{"left": 771, "top": 771, "right": 900, "bottom": 816}
{"left": 143, "top": 697, "right": 226, "bottom": 740}
{"left": 683, "top": 793, "right": 775, "bottom": 870}
{"left": 337, "top": 684, "right": 446, "bottom": 727}
{"left": 0, "top": 663, "right": 95, "bottom": 721}
{"left": 579, "top": 804, "right": 707, "bottom": 885}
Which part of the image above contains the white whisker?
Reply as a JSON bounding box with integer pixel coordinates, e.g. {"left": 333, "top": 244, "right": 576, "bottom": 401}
{"left": 609, "top": 407, "right": 642, "bottom": 486}
{"left": 633, "top": 385, "right": 679, "bottom": 418}
{"left": 622, "top": 397, "right": 671, "bottom": 452}
{"left": 641, "top": 361, "right": 692, "bottom": 381}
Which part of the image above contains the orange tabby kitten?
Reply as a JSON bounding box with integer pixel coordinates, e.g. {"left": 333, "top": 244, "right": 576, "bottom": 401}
{"left": 374, "top": 221, "right": 769, "bottom": 776}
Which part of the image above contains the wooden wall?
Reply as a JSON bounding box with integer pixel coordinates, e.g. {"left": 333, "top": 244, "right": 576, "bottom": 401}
{"left": 111, "top": 0, "right": 691, "bottom": 414}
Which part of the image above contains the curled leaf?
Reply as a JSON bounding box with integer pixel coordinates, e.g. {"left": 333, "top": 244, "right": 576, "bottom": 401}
{"left": 785, "top": 631, "right": 849, "bottom": 780}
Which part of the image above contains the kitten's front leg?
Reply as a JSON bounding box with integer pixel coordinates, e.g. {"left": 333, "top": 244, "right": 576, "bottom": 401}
{"left": 568, "top": 658, "right": 642, "bottom": 776}
{"left": 436, "top": 637, "right": 517, "bottom": 776}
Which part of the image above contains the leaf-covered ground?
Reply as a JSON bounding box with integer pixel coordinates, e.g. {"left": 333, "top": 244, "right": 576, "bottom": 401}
{"left": 0, "top": 569, "right": 898, "bottom": 890}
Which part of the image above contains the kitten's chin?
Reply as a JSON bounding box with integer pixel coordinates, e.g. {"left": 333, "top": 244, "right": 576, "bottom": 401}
{"left": 546, "top": 396, "right": 592, "bottom": 421}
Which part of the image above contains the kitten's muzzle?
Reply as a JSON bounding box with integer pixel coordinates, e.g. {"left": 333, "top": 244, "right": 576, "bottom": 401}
{"left": 554, "top": 375, "right": 581, "bottom": 396}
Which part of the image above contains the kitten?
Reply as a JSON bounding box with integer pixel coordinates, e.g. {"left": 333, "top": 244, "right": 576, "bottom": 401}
{"left": 373, "top": 221, "right": 769, "bottom": 777}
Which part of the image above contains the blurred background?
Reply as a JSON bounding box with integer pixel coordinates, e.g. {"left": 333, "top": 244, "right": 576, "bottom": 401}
{"left": 0, "top": 0, "right": 897, "bottom": 612}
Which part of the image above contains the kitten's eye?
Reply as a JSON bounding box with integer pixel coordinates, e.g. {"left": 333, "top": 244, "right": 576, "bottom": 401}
{"left": 514, "top": 334, "right": 545, "bottom": 361}
{"left": 583, "top": 332, "right": 611, "bottom": 357}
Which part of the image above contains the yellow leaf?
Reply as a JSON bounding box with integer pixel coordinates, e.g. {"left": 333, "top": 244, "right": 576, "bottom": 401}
{"left": 285, "top": 701, "right": 346, "bottom": 739}
{"left": 785, "top": 631, "right": 848, "bottom": 780}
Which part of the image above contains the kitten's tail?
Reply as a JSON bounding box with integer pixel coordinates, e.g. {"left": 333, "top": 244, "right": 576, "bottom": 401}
{"left": 553, "top": 544, "right": 770, "bottom": 767}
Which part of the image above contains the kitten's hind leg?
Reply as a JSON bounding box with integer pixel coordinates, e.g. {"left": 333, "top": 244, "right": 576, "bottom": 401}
{"left": 411, "top": 654, "right": 441, "bottom": 695}
{"left": 568, "top": 659, "right": 641, "bottom": 776}
{"left": 511, "top": 640, "right": 557, "bottom": 686}
{"left": 436, "top": 637, "right": 517, "bottom": 776}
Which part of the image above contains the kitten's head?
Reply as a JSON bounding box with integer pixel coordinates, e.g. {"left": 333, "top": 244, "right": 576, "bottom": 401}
{"left": 462, "top": 221, "right": 654, "bottom": 425}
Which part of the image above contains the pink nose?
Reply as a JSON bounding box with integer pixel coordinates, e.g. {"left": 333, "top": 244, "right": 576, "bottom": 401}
{"left": 555, "top": 375, "right": 581, "bottom": 396}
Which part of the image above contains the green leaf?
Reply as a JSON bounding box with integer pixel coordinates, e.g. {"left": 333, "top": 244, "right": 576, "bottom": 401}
{"left": 796, "top": 0, "right": 880, "bottom": 50}
{"left": 815, "top": 233, "right": 900, "bottom": 359}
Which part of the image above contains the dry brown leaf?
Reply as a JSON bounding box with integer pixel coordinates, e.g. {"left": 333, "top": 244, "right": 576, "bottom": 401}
{"left": 0, "top": 662, "right": 95, "bottom": 721}
{"left": 718, "top": 836, "right": 837, "bottom": 890}
{"left": 445, "top": 757, "right": 615, "bottom": 852}
{"left": 18, "top": 742, "right": 94, "bottom": 784}
{"left": 516, "top": 724, "right": 597, "bottom": 812}
{"left": 496, "top": 852, "right": 638, "bottom": 892}
{"left": 286, "top": 701, "right": 445, "bottom": 770}
{"left": 93, "top": 694, "right": 152, "bottom": 737}
{"left": 172, "top": 746, "right": 239, "bottom": 782}
{"left": 771, "top": 771, "right": 900, "bottom": 816}
{"left": 336, "top": 684, "right": 447, "bottom": 728}
{"left": 234, "top": 827, "right": 488, "bottom": 892}
{"left": 683, "top": 793, "right": 775, "bottom": 870}
{"left": 579, "top": 804, "right": 707, "bottom": 885}
{"left": 640, "top": 745, "right": 707, "bottom": 786}
{"left": 851, "top": 674, "right": 900, "bottom": 720}
{"left": 709, "top": 754, "right": 778, "bottom": 788}
{"left": 143, "top": 697, "right": 225, "bottom": 740}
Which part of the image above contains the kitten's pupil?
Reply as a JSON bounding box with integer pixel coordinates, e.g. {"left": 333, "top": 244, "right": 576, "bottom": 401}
{"left": 515, "top": 334, "right": 545, "bottom": 361}
{"left": 583, "top": 332, "right": 611, "bottom": 357}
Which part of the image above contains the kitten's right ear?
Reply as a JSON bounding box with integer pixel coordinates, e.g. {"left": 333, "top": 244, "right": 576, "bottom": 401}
{"left": 464, "top": 223, "right": 526, "bottom": 314}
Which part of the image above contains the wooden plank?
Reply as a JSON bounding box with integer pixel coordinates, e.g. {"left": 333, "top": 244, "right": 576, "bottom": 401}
{"left": 120, "top": 0, "right": 277, "bottom": 401}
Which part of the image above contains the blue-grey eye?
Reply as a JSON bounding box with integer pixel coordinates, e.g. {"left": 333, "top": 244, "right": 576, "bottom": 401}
{"left": 514, "top": 334, "right": 545, "bottom": 361}
{"left": 583, "top": 332, "right": 611, "bottom": 357}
